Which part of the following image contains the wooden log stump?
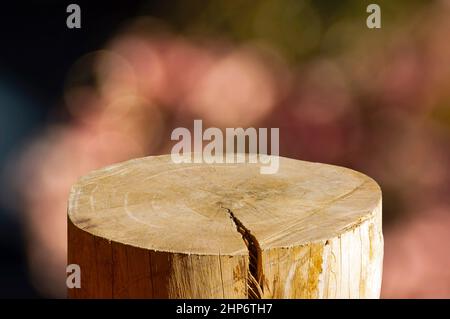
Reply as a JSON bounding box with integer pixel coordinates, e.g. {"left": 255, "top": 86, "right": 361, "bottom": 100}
{"left": 68, "top": 155, "right": 383, "bottom": 298}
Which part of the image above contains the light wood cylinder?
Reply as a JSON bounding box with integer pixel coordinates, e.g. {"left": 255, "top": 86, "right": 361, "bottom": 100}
{"left": 68, "top": 155, "right": 383, "bottom": 298}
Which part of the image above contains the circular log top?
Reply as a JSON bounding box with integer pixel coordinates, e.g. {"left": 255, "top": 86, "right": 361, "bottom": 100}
{"left": 68, "top": 154, "right": 381, "bottom": 256}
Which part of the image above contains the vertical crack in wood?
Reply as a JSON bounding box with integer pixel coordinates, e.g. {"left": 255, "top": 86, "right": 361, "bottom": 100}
{"left": 222, "top": 206, "right": 264, "bottom": 299}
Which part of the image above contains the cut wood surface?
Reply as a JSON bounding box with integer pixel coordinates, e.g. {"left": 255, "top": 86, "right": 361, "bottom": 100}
{"left": 68, "top": 154, "right": 383, "bottom": 298}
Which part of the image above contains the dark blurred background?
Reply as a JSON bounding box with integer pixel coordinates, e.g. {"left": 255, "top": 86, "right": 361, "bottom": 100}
{"left": 0, "top": 0, "right": 142, "bottom": 297}
{"left": 0, "top": 0, "right": 449, "bottom": 298}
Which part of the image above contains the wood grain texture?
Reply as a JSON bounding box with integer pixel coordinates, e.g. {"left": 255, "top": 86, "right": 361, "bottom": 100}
{"left": 67, "top": 154, "right": 383, "bottom": 298}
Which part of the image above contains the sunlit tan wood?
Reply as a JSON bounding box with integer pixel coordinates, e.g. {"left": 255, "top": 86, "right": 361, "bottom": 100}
{"left": 68, "top": 154, "right": 383, "bottom": 299}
